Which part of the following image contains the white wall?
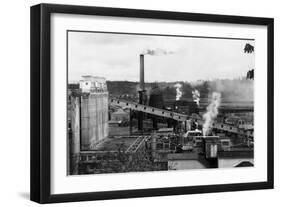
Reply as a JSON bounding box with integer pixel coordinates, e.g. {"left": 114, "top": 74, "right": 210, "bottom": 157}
{"left": 0, "top": 0, "right": 279, "bottom": 206}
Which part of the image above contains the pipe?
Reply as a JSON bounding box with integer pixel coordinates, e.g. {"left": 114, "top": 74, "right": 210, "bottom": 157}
{"left": 129, "top": 109, "right": 132, "bottom": 135}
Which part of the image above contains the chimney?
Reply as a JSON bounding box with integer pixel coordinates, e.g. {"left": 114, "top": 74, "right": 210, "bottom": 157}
{"left": 140, "top": 54, "right": 144, "bottom": 91}
{"left": 138, "top": 54, "right": 145, "bottom": 133}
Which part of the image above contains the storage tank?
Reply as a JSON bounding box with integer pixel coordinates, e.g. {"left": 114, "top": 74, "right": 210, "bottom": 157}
{"left": 79, "top": 76, "right": 109, "bottom": 150}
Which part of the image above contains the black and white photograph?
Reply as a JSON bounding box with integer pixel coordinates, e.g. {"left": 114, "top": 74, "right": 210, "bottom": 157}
{"left": 67, "top": 31, "right": 255, "bottom": 175}
{"left": 28, "top": 3, "right": 274, "bottom": 204}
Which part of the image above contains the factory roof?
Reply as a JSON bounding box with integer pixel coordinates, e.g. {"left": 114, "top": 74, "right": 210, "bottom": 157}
{"left": 235, "top": 161, "right": 254, "bottom": 167}
{"left": 218, "top": 150, "right": 253, "bottom": 159}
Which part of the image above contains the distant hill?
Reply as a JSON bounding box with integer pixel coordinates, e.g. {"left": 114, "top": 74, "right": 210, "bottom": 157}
{"left": 105, "top": 78, "right": 253, "bottom": 102}
{"left": 107, "top": 81, "right": 139, "bottom": 97}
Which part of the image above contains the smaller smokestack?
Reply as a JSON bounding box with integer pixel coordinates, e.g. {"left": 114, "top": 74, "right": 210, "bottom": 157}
{"left": 140, "top": 54, "right": 145, "bottom": 91}
{"left": 138, "top": 54, "right": 145, "bottom": 133}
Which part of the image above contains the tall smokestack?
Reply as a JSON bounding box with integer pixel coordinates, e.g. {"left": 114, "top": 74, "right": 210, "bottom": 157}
{"left": 138, "top": 54, "right": 145, "bottom": 133}
{"left": 140, "top": 54, "right": 144, "bottom": 91}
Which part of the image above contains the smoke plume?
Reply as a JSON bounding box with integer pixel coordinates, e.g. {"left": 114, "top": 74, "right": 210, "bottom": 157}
{"left": 174, "top": 83, "right": 183, "bottom": 101}
{"left": 192, "top": 89, "right": 200, "bottom": 106}
{"left": 202, "top": 92, "right": 221, "bottom": 136}
{"left": 142, "top": 48, "right": 174, "bottom": 56}
{"left": 209, "top": 79, "right": 253, "bottom": 102}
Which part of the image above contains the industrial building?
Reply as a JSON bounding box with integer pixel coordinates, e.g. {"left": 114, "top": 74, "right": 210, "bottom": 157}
{"left": 67, "top": 75, "right": 109, "bottom": 174}
{"left": 67, "top": 54, "right": 254, "bottom": 175}
{"left": 111, "top": 108, "right": 130, "bottom": 122}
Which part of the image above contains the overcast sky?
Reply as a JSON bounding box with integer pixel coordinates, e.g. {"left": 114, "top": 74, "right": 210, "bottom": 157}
{"left": 68, "top": 31, "right": 254, "bottom": 83}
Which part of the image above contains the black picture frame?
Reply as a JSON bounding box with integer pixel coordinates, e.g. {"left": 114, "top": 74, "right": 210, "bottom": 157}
{"left": 30, "top": 3, "right": 274, "bottom": 204}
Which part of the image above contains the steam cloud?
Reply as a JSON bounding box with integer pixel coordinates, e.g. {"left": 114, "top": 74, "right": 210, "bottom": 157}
{"left": 192, "top": 90, "right": 200, "bottom": 106}
{"left": 142, "top": 48, "right": 175, "bottom": 56}
{"left": 190, "top": 79, "right": 253, "bottom": 103}
{"left": 209, "top": 79, "right": 253, "bottom": 102}
{"left": 202, "top": 92, "right": 221, "bottom": 136}
{"left": 174, "top": 83, "right": 182, "bottom": 101}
